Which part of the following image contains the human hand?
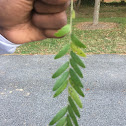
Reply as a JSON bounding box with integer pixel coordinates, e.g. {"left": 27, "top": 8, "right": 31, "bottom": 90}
{"left": 0, "top": 0, "right": 70, "bottom": 44}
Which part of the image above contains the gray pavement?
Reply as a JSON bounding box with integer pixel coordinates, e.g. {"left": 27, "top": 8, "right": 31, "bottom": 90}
{"left": 0, "top": 54, "right": 126, "bottom": 126}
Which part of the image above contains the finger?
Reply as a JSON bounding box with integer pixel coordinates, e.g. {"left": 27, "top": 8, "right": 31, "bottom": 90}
{"left": 41, "top": 0, "right": 69, "bottom": 5}
{"left": 32, "top": 11, "right": 67, "bottom": 29}
{"left": 43, "top": 29, "right": 65, "bottom": 38}
{"left": 34, "top": 0, "right": 70, "bottom": 14}
{"left": 43, "top": 29, "right": 59, "bottom": 38}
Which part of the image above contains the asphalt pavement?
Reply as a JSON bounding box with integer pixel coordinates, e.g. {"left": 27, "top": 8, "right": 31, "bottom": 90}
{"left": 0, "top": 54, "right": 126, "bottom": 126}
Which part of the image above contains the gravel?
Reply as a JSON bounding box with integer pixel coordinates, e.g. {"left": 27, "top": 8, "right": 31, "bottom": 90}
{"left": 0, "top": 54, "right": 126, "bottom": 126}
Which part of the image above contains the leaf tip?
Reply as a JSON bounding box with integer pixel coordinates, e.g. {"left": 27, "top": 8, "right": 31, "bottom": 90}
{"left": 53, "top": 95, "right": 56, "bottom": 98}
{"left": 52, "top": 75, "right": 55, "bottom": 78}
{"left": 53, "top": 87, "right": 56, "bottom": 91}
{"left": 54, "top": 56, "right": 58, "bottom": 59}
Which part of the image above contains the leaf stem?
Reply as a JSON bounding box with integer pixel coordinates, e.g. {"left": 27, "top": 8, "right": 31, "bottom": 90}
{"left": 70, "top": 0, "right": 73, "bottom": 35}
{"left": 68, "top": 0, "right": 74, "bottom": 78}
{"left": 68, "top": 0, "right": 74, "bottom": 101}
{"left": 68, "top": 0, "right": 74, "bottom": 74}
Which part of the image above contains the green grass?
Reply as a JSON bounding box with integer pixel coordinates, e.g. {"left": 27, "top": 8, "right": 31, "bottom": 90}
{"left": 15, "top": 5, "right": 126, "bottom": 55}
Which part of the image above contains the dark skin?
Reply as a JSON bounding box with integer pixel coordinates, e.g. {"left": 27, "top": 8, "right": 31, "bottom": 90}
{"left": 0, "top": 0, "right": 71, "bottom": 44}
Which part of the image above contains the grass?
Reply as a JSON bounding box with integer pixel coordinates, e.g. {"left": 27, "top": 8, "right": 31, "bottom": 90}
{"left": 15, "top": 5, "right": 126, "bottom": 55}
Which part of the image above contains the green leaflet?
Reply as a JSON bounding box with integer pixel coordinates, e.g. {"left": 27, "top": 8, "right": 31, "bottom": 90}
{"left": 67, "top": 114, "right": 73, "bottom": 126}
{"left": 52, "top": 62, "right": 69, "bottom": 78}
{"left": 55, "top": 44, "right": 70, "bottom": 59}
{"left": 71, "top": 34, "right": 86, "bottom": 48}
{"left": 68, "top": 105, "right": 79, "bottom": 126}
{"left": 69, "top": 68, "right": 83, "bottom": 88}
{"left": 71, "top": 43, "right": 86, "bottom": 57}
{"left": 70, "top": 51, "right": 85, "bottom": 68}
{"left": 69, "top": 78, "right": 85, "bottom": 97}
{"left": 53, "top": 80, "right": 68, "bottom": 98}
{"left": 56, "top": 117, "right": 67, "bottom": 126}
{"left": 49, "top": 106, "right": 68, "bottom": 125}
{"left": 70, "top": 58, "right": 83, "bottom": 78}
{"left": 54, "top": 24, "right": 71, "bottom": 37}
{"left": 68, "top": 86, "right": 83, "bottom": 108}
{"left": 72, "top": 10, "right": 76, "bottom": 19}
{"left": 53, "top": 71, "right": 69, "bottom": 91}
{"left": 68, "top": 96, "right": 80, "bottom": 118}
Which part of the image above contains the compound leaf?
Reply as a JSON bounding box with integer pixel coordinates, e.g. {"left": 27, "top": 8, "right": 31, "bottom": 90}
{"left": 68, "top": 96, "right": 80, "bottom": 118}
{"left": 56, "top": 117, "right": 67, "bottom": 126}
{"left": 68, "top": 86, "right": 83, "bottom": 108}
{"left": 69, "top": 78, "right": 85, "bottom": 97}
{"left": 71, "top": 43, "right": 86, "bottom": 57}
{"left": 69, "top": 68, "right": 83, "bottom": 88}
{"left": 68, "top": 105, "right": 79, "bottom": 126}
{"left": 53, "top": 71, "right": 69, "bottom": 91}
{"left": 53, "top": 80, "right": 68, "bottom": 98}
{"left": 55, "top": 44, "right": 70, "bottom": 59}
{"left": 50, "top": 1, "right": 86, "bottom": 126}
{"left": 71, "top": 34, "right": 86, "bottom": 48}
{"left": 54, "top": 24, "right": 71, "bottom": 37}
{"left": 70, "top": 58, "right": 83, "bottom": 78}
{"left": 70, "top": 51, "right": 85, "bottom": 68}
{"left": 52, "top": 62, "right": 69, "bottom": 78}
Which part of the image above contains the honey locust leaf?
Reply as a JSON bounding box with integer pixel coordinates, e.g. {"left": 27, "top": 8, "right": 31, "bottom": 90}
{"left": 71, "top": 34, "right": 86, "bottom": 48}
{"left": 69, "top": 78, "right": 85, "bottom": 97}
{"left": 70, "top": 51, "right": 85, "bottom": 68}
{"left": 53, "top": 80, "right": 68, "bottom": 98}
{"left": 70, "top": 58, "right": 83, "bottom": 78}
{"left": 52, "top": 62, "right": 69, "bottom": 78}
{"left": 56, "top": 117, "right": 67, "bottom": 126}
{"left": 53, "top": 71, "right": 69, "bottom": 91}
{"left": 67, "top": 114, "right": 73, "bottom": 126}
{"left": 72, "top": 10, "right": 76, "bottom": 19}
{"left": 71, "top": 43, "right": 86, "bottom": 57}
{"left": 69, "top": 68, "right": 83, "bottom": 88}
{"left": 55, "top": 44, "right": 70, "bottom": 59}
{"left": 68, "top": 105, "right": 79, "bottom": 126}
{"left": 49, "top": 106, "right": 68, "bottom": 125}
{"left": 68, "top": 96, "right": 80, "bottom": 118}
{"left": 68, "top": 86, "right": 83, "bottom": 108}
{"left": 54, "top": 24, "right": 70, "bottom": 37}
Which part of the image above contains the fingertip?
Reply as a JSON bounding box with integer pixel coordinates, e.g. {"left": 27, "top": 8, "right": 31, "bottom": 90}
{"left": 43, "top": 29, "right": 65, "bottom": 38}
